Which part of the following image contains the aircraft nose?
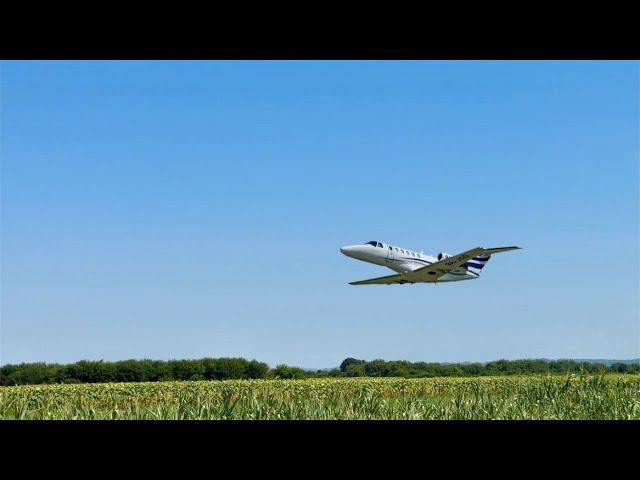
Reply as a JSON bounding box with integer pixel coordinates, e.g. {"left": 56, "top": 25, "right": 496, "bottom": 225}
{"left": 340, "top": 246, "right": 353, "bottom": 255}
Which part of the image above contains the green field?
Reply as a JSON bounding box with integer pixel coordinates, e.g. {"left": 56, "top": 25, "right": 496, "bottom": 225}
{"left": 1, "top": 374, "right": 639, "bottom": 419}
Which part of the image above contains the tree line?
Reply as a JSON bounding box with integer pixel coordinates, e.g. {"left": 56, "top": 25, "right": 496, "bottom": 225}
{"left": 1, "top": 357, "right": 638, "bottom": 386}
{"left": 334, "top": 357, "right": 640, "bottom": 378}
{"left": 0, "top": 358, "right": 270, "bottom": 386}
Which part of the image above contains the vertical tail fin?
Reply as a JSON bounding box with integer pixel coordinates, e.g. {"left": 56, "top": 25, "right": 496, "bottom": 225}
{"left": 465, "top": 254, "right": 491, "bottom": 276}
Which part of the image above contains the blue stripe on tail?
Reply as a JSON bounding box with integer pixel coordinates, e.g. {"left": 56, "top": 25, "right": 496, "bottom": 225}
{"left": 465, "top": 255, "right": 492, "bottom": 274}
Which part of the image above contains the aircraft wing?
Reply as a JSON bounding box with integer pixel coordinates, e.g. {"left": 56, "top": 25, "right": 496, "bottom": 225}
{"left": 349, "top": 273, "right": 415, "bottom": 285}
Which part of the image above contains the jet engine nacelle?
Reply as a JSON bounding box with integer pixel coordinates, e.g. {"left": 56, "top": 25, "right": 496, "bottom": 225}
{"left": 437, "top": 252, "right": 451, "bottom": 261}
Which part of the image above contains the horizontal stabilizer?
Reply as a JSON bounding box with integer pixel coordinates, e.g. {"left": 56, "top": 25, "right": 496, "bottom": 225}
{"left": 481, "top": 246, "right": 521, "bottom": 255}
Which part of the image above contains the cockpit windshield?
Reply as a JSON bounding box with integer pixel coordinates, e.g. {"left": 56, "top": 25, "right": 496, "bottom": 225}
{"left": 365, "top": 241, "right": 383, "bottom": 248}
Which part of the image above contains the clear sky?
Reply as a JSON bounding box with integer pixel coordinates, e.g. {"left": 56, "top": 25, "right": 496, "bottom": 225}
{"left": 1, "top": 61, "right": 638, "bottom": 368}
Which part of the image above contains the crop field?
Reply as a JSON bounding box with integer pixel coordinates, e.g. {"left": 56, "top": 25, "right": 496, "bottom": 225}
{"left": 1, "top": 374, "right": 639, "bottom": 419}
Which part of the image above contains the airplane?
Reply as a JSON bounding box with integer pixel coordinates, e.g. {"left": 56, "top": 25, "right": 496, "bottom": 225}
{"left": 340, "top": 241, "right": 521, "bottom": 285}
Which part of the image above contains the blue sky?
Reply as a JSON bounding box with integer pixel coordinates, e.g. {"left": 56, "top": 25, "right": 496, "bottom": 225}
{"left": 1, "top": 61, "right": 638, "bottom": 368}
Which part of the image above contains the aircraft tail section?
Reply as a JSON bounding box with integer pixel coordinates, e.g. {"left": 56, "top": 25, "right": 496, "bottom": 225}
{"left": 464, "top": 246, "right": 520, "bottom": 276}
{"left": 464, "top": 254, "right": 491, "bottom": 276}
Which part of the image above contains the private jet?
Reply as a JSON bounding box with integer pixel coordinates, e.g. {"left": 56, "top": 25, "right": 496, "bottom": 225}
{"left": 340, "top": 241, "right": 521, "bottom": 285}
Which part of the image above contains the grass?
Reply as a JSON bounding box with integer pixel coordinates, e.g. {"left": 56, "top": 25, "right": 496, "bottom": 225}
{"left": 1, "top": 374, "right": 638, "bottom": 419}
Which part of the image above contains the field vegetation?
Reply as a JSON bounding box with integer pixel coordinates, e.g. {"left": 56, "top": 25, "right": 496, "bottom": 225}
{"left": 1, "top": 374, "right": 638, "bottom": 420}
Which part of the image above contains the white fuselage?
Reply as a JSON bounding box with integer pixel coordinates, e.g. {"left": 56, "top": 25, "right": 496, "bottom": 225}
{"left": 340, "top": 241, "right": 479, "bottom": 282}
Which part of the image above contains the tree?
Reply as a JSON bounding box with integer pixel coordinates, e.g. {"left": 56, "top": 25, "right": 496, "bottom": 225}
{"left": 2, "top": 362, "right": 60, "bottom": 385}
{"left": 244, "top": 360, "right": 269, "bottom": 379}
{"left": 345, "top": 364, "right": 365, "bottom": 377}
{"left": 272, "top": 364, "right": 306, "bottom": 379}
{"left": 211, "top": 358, "right": 247, "bottom": 380}
{"left": 340, "top": 358, "right": 365, "bottom": 372}
{"left": 65, "top": 360, "right": 117, "bottom": 383}
{"left": 364, "top": 359, "right": 387, "bottom": 377}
